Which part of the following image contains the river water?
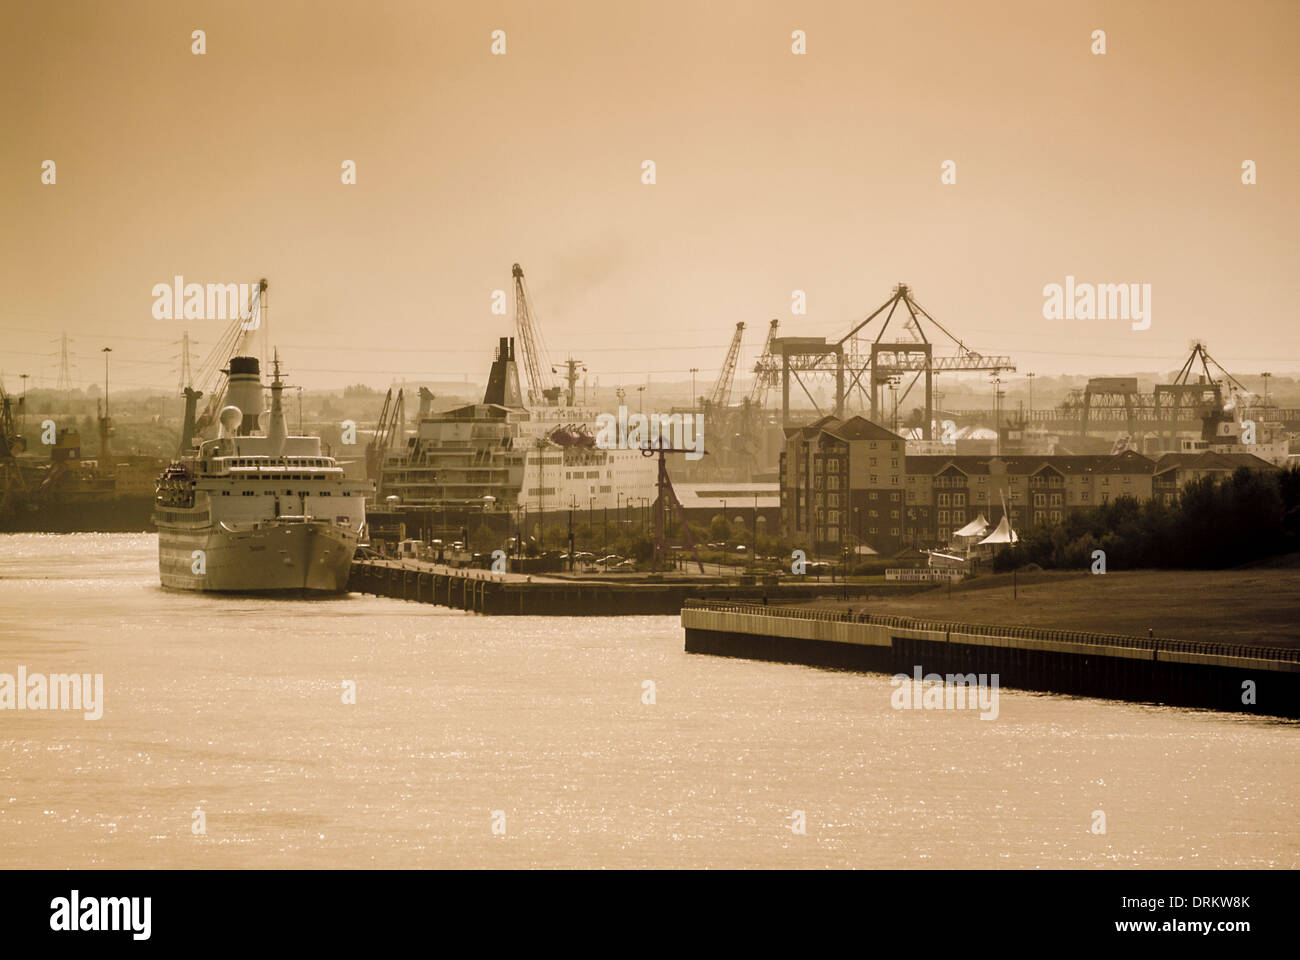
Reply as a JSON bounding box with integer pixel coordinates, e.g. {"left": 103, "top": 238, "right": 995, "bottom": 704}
{"left": 0, "top": 533, "right": 1294, "bottom": 868}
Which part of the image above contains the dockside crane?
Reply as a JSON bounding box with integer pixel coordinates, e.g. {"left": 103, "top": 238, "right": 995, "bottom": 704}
{"left": 1154, "top": 341, "right": 1247, "bottom": 441}
{"left": 512, "top": 264, "right": 562, "bottom": 406}
{"left": 187, "top": 279, "right": 268, "bottom": 443}
{"left": 747, "top": 319, "right": 780, "bottom": 407}
{"left": 366, "top": 388, "right": 405, "bottom": 496}
{"left": 705, "top": 322, "right": 745, "bottom": 409}
{"left": 771, "top": 283, "right": 1015, "bottom": 434}
{"left": 0, "top": 380, "right": 28, "bottom": 514}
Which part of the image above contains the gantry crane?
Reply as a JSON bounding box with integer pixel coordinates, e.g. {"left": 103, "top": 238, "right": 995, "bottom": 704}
{"left": 772, "top": 283, "right": 1014, "bottom": 434}
{"left": 1154, "top": 341, "right": 1247, "bottom": 442}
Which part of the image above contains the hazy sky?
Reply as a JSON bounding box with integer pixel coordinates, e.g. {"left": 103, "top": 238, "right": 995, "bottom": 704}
{"left": 3, "top": 0, "right": 1298, "bottom": 393}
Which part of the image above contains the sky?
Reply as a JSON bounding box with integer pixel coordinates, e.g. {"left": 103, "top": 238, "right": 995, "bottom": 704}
{"left": 2, "top": 0, "right": 1298, "bottom": 394}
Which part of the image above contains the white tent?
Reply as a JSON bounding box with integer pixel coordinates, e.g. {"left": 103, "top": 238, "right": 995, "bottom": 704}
{"left": 953, "top": 513, "right": 989, "bottom": 539}
{"left": 977, "top": 514, "right": 1019, "bottom": 545}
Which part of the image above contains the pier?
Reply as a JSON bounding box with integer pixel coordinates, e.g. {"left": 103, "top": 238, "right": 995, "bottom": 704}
{"left": 681, "top": 600, "right": 1300, "bottom": 717}
{"left": 348, "top": 558, "right": 925, "bottom": 615}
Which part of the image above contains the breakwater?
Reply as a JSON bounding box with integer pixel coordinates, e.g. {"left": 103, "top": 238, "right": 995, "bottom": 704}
{"left": 349, "top": 559, "right": 919, "bottom": 615}
{"left": 681, "top": 600, "right": 1300, "bottom": 717}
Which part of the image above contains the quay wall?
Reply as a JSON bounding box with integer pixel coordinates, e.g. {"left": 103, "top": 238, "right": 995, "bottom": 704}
{"left": 348, "top": 559, "right": 919, "bottom": 615}
{"left": 681, "top": 601, "right": 1300, "bottom": 718}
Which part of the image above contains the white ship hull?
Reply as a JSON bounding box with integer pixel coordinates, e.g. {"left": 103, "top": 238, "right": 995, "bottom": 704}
{"left": 158, "top": 519, "right": 358, "bottom": 594}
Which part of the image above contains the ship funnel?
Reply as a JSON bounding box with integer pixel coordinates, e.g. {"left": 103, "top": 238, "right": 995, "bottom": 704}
{"left": 218, "top": 405, "right": 243, "bottom": 438}
{"left": 225, "top": 356, "right": 263, "bottom": 435}
{"left": 483, "top": 336, "right": 524, "bottom": 407}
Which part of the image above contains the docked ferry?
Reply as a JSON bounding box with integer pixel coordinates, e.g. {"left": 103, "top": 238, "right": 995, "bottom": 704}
{"left": 155, "top": 354, "right": 372, "bottom": 593}
{"left": 377, "top": 337, "right": 659, "bottom": 521}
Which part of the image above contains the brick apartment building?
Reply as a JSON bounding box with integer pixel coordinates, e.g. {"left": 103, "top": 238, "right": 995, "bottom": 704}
{"left": 903, "top": 450, "right": 1157, "bottom": 547}
{"left": 780, "top": 415, "right": 906, "bottom": 556}
{"left": 781, "top": 417, "right": 1280, "bottom": 557}
{"left": 1151, "top": 451, "right": 1280, "bottom": 505}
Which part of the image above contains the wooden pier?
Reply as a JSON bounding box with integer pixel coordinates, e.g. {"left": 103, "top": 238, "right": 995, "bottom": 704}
{"left": 681, "top": 600, "right": 1300, "bottom": 717}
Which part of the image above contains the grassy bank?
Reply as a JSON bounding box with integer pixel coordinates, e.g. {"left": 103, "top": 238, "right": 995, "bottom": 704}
{"left": 806, "top": 563, "right": 1300, "bottom": 649}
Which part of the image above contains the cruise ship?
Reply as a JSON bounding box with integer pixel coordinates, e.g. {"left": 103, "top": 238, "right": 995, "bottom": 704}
{"left": 377, "top": 337, "right": 659, "bottom": 524}
{"left": 155, "top": 354, "right": 372, "bottom": 593}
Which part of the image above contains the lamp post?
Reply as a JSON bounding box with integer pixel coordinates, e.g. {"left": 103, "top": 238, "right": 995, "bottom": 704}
{"left": 479, "top": 494, "right": 495, "bottom": 554}
{"left": 101, "top": 347, "right": 112, "bottom": 417}
{"left": 568, "top": 495, "right": 576, "bottom": 570}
